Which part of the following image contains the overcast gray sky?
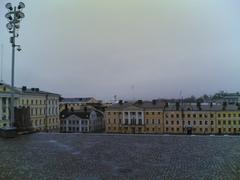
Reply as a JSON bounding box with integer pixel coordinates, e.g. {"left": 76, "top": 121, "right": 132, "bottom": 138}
{"left": 1, "top": 0, "right": 240, "bottom": 101}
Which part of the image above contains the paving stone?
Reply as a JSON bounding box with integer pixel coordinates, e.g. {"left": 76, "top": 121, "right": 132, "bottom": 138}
{"left": 0, "top": 134, "right": 240, "bottom": 180}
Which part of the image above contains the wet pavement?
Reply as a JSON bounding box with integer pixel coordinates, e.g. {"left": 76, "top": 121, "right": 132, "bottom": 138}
{"left": 0, "top": 133, "right": 240, "bottom": 180}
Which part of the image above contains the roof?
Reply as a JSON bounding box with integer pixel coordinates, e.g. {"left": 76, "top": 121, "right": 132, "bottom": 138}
{"left": 61, "top": 107, "right": 103, "bottom": 119}
{"left": 107, "top": 101, "right": 240, "bottom": 111}
{"left": 61, "top": 97, "right": 97, "bottom": 103}
{"left": 0, "top": 82, "right": 60, "bottom": 97}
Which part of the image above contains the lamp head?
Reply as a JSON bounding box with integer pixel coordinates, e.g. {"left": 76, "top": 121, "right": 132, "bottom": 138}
{"left": 18, "top": 2, "right": 25, "bottom": 10}
{"left": 5, "top": 3, "right": 13, "bottom": 11}
{"left": 5, "top": 12, "right": 13, "bottom": 21}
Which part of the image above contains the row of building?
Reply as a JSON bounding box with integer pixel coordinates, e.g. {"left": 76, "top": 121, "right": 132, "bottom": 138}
{"left": 2, "top": 81, "right": 240, "bottom": 135}
{"left": 0, "top": 82, "right": 104, "bottom": 133}
{"left": 105, "top": 101, "right": 240, "bottom": 135}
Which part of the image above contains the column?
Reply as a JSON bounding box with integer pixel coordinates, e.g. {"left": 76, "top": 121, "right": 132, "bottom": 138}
{"left": 0, "top": 98, "right": 2, "bottom": 120}
{"left": 136, "top": 112, "right": 139, "bottom": 125}
{"left": 128, "top": 111, "right": 131, "bottom": 124}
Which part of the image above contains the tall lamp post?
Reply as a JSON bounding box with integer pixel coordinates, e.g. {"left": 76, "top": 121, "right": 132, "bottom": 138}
{"left": 5, "top": 2, "right": 25, "bottom": 128}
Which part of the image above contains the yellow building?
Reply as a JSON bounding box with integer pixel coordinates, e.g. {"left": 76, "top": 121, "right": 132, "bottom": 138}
{"left": 105, "top": 101, "right": 164, "bottom": 134}
{"left": 105, "top": 101, "right": 240, "bottom": 135}
{"left": 216, "top": 105, "right": 240, "bottom": 134}
{"left": 0, "top": 83, "right": 60, "bottom": 132}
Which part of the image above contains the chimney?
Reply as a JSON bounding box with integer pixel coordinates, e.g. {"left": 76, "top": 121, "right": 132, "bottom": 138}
{"left": 22, "top": 86, "right": 27, "bottom": 91}
{"left": 152, "top": 99, "right": 157, "bottom": 105}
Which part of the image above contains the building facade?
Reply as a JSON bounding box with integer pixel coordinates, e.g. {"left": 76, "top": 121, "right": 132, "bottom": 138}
{"left": 105, "top": 101, "right": 240, "bottom": 135}
{"left": 60, "top": 107, "right": 104, "bottom": 133}
{"left": 0, "top": 83, "right": 60, "bottom": 131}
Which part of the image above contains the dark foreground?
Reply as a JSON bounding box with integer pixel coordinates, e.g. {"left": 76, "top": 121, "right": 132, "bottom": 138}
{"left": 1, "top": 134, "right": 240, "bottom": 180}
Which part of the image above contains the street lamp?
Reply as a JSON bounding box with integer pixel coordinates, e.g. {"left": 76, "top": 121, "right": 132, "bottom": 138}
{"left": 5, "top": 2, "right": 25, "bottom": 128}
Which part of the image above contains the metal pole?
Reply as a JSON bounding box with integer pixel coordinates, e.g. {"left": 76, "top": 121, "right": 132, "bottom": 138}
{"left": 10, "top": 7, "right": 16, "bottom": 128}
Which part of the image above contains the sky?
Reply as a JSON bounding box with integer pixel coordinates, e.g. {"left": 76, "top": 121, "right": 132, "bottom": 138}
{"left": 0, "top": 0, "right": 240, "bottom": 101}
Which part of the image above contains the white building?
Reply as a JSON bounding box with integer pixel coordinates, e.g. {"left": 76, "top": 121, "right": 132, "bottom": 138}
{"left": 60, "top": 108, "right": 104, "bottom": 133}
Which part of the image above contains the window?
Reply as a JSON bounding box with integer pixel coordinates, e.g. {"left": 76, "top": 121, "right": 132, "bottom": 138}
{"left": 139, "top": 119, "right": 142, "bottom": 125}
{"left": 176, "top": 114, "right": 179, "bottom": 118}
{"left": 171, "top": 128, "right": 174, "bottom": 131}
{"left": 152, "top": 112, "right": 155, "bottom": 115}
{"left": 218, "top": 114, "right": 221, "bottom": 118}
{"left": 146, "top": 112, "right": 149, "bottom": 115}
{"left": 233, "top": 120, "right": 236, "bottom": 125}
{"left": 199, "top": 114, "right": 202, "bottom": 118}
{"left": 210, "top": 114, "right": 214, "bottom": 118}
{"left": 193, "top": 121, "right": 196, "bottom": 125}
{"left": 152, "top": 119, "right": 154, "bottom": 124}
{"left": 177, "top": 120, "right": 179, "bottom": 125}
{"left": 165, "top": 114, "right": 168, "bottom": 118}
{"left": 113, "top": 112, "right": 116, "bottom": 115}
{"left": 187, "top": 114, "right": 191, "bottom": 118}
{"left": 223, "top": 120, "right": 226, "bottom": 125}
{"left": 171, "top": 121, "right": 174, "bottom": 125}
{"left": 218, "top": 120, "right": 221, "bottom": 125}
{"left": 158, "top": 119, "right": 161, "bottom": 124}
{"left": 205, "top": 121, "right": 208, "bottom": 125}
{"left": 193, "top": 114, "right": 196, "bottom": 118}
{"left": 158, "top": 112, "right": 161, "bottom": 115}
{"left": 211, "top": 121, "right": 214, "bottom": 125}
{"left": 199, "top": 121, "right": 202, "bottom": 125}
{"left": 228, "top": 120, "right": 231, "bottom": 125}
{"left": 166, "top": 121, "right": 168, "bottom": 125}
{"left": 188, "top": 121, "right": 190, "bottom": 125}
{"left": 223, "top": 114, "right": 226, "bottom": 118}
{"left": 166, "top": 128, "right": 168, "bottom": 131}
{"left": 171, "top": 114, "right": 174, "bottom": 118}
{"left": 228, "top": 114, "right": 231, "bottom": 118}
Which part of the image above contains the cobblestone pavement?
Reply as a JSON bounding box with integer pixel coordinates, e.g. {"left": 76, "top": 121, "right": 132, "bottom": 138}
{"left": 1, "top": 134, "right": 240, "bottom": 180}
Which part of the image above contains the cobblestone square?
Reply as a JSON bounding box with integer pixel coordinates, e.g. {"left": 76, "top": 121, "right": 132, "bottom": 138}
{"left": 1, "top": 134, "right": 240, "bottom": 180}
